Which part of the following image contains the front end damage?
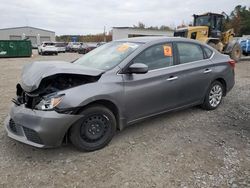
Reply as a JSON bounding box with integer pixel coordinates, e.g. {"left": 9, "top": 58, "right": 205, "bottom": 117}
{"left": 14, "top": 73, "right": 100, "bottom": 110}
{"left": 5, "top": 61, "right": 103, "bottom": 147}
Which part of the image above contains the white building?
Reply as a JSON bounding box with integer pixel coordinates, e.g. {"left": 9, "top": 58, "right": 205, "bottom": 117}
{"left": 0, "top": 26, "right": 55, "bottom": 47}
{"left": 112, "top": 27, "right": 173, "bottom": 41}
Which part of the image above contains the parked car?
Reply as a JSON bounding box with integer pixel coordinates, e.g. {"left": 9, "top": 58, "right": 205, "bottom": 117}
{"left": 240, "top": 38, "right": 250, "bottom": 56}
{"left": 5, "top": 37, "right": 235, "bottom": 151}
{"left": 78, "top": 43, "right": 96, "bottom": 54}
{"left": 66, "top": 42, "right": 82, "bottom": 52}
{"left": 55, "top": 42, "right": 67, "bottom": 53}
{"left": 97, "top": 42, "right": 106, "bottom": 47}
{"left": 38, "top": 42, "right": 58, "bottom": 55}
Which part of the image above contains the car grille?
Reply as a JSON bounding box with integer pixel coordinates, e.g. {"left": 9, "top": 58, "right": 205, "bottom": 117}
{"left": 24, "top": 93, "right": 41, "bottom": 109}
{"left": 23, "top": 127, "right": 43, "bottom": 145}
{"left": 9, "top": 119, "right": 22, "bottom": 136}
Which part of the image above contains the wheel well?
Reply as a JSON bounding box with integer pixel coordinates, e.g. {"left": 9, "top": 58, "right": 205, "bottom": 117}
{"left": 215, "top": 78, "right": 227, "bottom": 96}
{"left": 76, "top": 100, "right": 120, "bottom": 129}
{"left": 62, "top": 100, "right": 120, "bottom": 144}
{"left": 207, "top": 39, "right": 220, "bottom": 45}
{"left": 87, "top": 100, "right": 119, "bottom": 121}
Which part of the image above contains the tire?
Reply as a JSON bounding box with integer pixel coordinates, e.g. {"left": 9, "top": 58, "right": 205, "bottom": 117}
{"left": 55, "top": 52, "right": 58, "bottom": 55}
{"left": 70, "top": 105, "right": 116, "bottom": 151}
{"left": 201, "top": 81, "right": 224, "bottom": 110}
{"left": 208, "top": 42, "right": 217, "bottom": 50}
{"left": 229, "top": 44, "right": 241, "bottom": 62}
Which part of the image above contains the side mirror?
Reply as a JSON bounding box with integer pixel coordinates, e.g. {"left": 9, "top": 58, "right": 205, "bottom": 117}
{"left": 128, "top": 63, "right": 148, "bottom": 74}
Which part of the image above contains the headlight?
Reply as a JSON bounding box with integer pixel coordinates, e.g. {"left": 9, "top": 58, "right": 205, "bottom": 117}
{"left": 36, "top": 94, "right": 64, "bottom": 110}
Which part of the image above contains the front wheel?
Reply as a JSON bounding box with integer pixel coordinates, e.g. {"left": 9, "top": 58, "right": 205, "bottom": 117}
{"left": 201, "top": 81, "right": 224, "bottom": 110}
{"left": 70, "top": 105, "right": 116, "bottom": 151}
{"left": 229, "top": 44, "right": 241, "bottom": 62}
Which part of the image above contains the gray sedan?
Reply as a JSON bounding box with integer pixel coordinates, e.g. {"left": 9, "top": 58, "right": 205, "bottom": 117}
{"left": 5, "top": 37, "right": 235, "bottom": 151}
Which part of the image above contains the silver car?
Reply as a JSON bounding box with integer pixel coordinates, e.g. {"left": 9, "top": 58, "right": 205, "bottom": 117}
{"left": 4, "top": 37, "right": 235, "bottom": 151}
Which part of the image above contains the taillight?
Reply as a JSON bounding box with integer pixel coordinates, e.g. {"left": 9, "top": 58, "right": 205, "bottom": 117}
{"left": 228, "top": 60, "right": 235, "bottom": 69}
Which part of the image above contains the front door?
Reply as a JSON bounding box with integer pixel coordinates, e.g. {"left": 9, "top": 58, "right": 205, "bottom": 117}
{"left": 122, "top": 43, "right": 181, "bottom": 122}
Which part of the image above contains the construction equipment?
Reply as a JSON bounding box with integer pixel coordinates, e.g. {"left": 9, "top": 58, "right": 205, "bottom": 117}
{"left": 174, "top": 13, "right": 241, "bottom": 61}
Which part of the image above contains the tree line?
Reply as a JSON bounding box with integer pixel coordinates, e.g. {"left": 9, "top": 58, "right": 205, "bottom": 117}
{"left": 224, "top": 5, "right": 250, "bottom": 36}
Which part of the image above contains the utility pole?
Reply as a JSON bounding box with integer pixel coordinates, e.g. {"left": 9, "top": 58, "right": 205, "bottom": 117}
{"left": 104, "top": 26, "right": 106, "bottom": 42}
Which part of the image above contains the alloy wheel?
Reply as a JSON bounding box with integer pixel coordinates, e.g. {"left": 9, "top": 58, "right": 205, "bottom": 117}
{"left": 209, "top": 85, "right": 223, "bottom": 107}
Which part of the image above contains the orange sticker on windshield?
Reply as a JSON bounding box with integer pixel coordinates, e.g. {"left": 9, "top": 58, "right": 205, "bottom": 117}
{"left": 117, "top": 44, "right": 129, "bottom": 52}
{"left": 163, "top": 45, "right": 172, "bottom": 56}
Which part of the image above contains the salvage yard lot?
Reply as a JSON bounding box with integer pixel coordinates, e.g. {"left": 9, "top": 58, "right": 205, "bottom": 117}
{"left": 0, "top": 52, "right": 249, "bottom": 187}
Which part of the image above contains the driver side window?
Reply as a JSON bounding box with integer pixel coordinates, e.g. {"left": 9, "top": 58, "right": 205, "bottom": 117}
{"left": 133, "top": 43, "right": 174, "bottom": 70}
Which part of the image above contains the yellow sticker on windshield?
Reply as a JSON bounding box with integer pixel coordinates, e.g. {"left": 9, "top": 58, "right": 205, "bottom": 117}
{"left": 163, "top": 45, "right": 172, "bottom": 57}
{"left": 117, "top": 44, "right": 130, "bottom": 52}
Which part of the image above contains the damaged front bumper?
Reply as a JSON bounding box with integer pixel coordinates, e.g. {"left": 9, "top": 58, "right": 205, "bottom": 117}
{"left": 4, "top": 104, "right": 83, "bottom": 148}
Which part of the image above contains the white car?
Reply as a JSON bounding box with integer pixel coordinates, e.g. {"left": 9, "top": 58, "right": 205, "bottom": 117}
{"left": 38, "top": 42, "right": 58, "bottom": 55}
{"left": 67, "top": 42, "right": 82, "bottom": 52}
{"left": 55, "top": 42, "right": 66, "bottom": 53}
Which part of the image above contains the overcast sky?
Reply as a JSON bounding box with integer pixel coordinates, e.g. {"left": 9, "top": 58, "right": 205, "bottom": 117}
{"left": 0, "top": 0, "right": 249, "bottom": 35}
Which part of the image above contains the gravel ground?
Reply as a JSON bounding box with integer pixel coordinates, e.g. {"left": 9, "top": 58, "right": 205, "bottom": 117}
{"left": 0, "top": 52, "right": 249, "bottom": 188}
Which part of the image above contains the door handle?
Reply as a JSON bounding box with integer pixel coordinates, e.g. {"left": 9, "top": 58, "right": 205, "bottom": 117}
{"left": 204, "top": 69, "right": 212, "bottom": 74}
{"left": 167, "top": 76, "right": 178, "bottom": 81}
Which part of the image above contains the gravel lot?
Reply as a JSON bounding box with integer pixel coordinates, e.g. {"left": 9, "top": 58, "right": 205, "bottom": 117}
{"left": 0, "top": 51, "right": 249, "bottom": 188}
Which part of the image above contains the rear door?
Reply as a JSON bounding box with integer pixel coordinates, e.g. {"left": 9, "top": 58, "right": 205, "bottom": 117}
{"left": 172, "top": 42, "right": 214, "bottom": 106}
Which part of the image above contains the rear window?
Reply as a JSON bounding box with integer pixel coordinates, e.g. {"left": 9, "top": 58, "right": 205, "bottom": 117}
{"left": 176, "top": 42, "right": 204, "bottom": 64}
{"left": 204, "top": 46, "right": 213, "bottom": 58}
{"left": 44, "top": 43, "right": 55, "bottom": 46}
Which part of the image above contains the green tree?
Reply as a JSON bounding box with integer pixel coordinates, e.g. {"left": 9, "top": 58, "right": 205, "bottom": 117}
{"left": 133, "top": 22, "right": 146, "bottom": 29}
{"left": 224, "top": 5, "right": 250, "bottom": 36}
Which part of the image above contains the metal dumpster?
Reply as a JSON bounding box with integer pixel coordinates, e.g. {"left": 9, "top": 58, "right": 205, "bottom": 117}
{"left": 0, "top": 40, "right": 32, "bottom": 58}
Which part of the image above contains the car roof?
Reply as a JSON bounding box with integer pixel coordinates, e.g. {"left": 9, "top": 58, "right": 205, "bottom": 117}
{"left": 116, "top": 36, "right": 205, "bottom": 45}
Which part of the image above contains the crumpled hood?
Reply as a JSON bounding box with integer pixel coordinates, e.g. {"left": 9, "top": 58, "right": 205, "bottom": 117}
{"left": 20, "top": 61, "right": 104, "bottom": 92}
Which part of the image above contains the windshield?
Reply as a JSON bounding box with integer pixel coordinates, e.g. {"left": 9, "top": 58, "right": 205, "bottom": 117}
{"left": 74, "top": 41, "right": 141, "bottom": 70}
{"left": 195, "top": 16, "right": 210, "bottom": 26}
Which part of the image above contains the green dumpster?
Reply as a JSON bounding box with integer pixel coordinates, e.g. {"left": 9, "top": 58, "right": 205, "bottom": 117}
{"left": 0, "top": 40, "right": 32, "bottom": 58}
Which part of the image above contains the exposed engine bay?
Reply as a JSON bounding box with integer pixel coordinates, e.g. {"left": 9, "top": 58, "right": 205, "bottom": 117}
{"left": 14, "top": 74, "right": 100, "bottom": 109}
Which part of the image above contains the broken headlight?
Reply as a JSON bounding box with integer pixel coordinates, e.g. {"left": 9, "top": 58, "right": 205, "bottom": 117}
{"left": 35, "top": 93, "right": 64, "bottom": 111}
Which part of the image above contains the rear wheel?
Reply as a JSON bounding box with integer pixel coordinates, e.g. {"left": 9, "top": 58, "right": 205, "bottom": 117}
{"left": 229, "top": 44, "right": 241, "bottom": 62}
{"left": 70, "top": 105, "right": 116, "bottom": 151}
{"left": 202, "top": 81, "right": 224, "bottom": 110}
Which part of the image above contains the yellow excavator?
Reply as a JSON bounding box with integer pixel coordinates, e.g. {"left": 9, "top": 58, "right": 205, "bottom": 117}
{"left": 174, "top": 12, "right": 241, "bottom": 61}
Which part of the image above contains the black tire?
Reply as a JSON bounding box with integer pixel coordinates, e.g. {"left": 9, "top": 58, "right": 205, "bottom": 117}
{"left": 208, "top": 42, "right": 217, "bottom": 50}
{"left": 55, "top": 52, "right": 58, "bottom": 55}
{"left": 70, "top": 105, "right": 116, "bottom": 151}
{"left": 201, "top": 81, "right": 224, "bottom": 110}
{"left": 229, "top": 44, "right": 241, "bottom": 62}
